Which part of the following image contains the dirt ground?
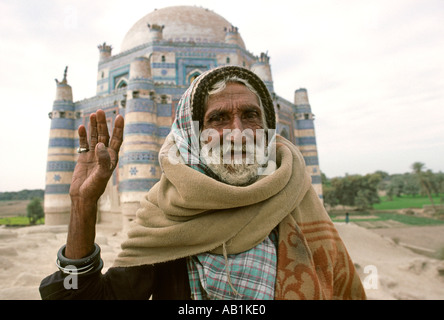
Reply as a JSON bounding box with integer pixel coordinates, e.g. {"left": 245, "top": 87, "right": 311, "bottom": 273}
{"left": 0, "top": 200, "right": 29, "bottom": 217}
{"left": 336, "top": 222, "right": 444, "bottom": 299}
{"left": 372, "top": 225, "right": 444, "bottom": 256}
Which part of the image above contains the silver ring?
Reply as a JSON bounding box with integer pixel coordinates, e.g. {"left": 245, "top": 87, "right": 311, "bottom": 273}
{"left": 77, "top": 147, "right": 90, "bottom": 153}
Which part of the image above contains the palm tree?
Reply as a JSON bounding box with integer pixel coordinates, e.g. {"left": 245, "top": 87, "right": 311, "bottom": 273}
{"left": 412, "top": 162, "right": 436, "bottom": 214}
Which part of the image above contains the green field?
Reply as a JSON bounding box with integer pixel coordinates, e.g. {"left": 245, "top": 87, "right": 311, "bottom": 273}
{"left": 0, "top": 216, "right": 44, "bottom": 226}
{"left": 373, "top": 194, "right": 443, "bottom": 210}
{"left": 330, "top": 194, "right": 444, "bottom": 227}
{"left": 374, "top": 212, "right": 444, "bottom": 226}
{"left": 331, "top": 212, "right": 444, "bottom": 226}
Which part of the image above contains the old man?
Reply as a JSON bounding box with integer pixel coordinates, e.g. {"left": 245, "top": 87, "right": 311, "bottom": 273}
{"left": 40, "top": 66, "right": 366, "bottom": 300}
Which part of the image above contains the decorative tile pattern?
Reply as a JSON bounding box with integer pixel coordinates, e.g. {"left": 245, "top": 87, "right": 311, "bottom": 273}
{"left": 129, "top": 167, "right": 138, "bottom": 176}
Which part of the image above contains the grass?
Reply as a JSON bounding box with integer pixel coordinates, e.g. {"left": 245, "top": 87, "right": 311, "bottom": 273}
{"left": 0, "top": 216, "right": 44, "bottom": 226}
{"left": 374, "top": 194, "right": 443, "bottom": 210}
{"left": 331, "top": 212, "right": 444, "bottom": 226}
{"left": 373, "top": 212, "right": 444, "bottom": 226}
{"left": 330, "top": 194, "right": 444, "bottom": 226}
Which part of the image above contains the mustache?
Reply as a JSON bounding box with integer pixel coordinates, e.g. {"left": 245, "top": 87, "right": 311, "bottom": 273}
{"left": 222, "top": 142, "right": 254, "bottom": 155}
{"left": 204, "top": 142, "right": 259, "bottom": 165}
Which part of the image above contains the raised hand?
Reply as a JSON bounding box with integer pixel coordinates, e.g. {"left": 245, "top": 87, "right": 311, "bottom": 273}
{"left": 69, "top": 110, "right": 124, "bottom": 202}
{"left": 66, "top": 109, "right": 124, "bottom": 259}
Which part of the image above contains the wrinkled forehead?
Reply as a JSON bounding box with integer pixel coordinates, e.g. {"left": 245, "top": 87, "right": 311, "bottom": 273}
{"left": 183, "top": 66, "right": 276, "bottom": 130}
{"left": 205, "top": 82, "right": 261, "bottom": 110}
{"left": 204, "top": 78, "right": 265, "bottom": 121}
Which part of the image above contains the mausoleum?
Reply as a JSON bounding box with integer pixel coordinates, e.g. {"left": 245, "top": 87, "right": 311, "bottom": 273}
{"left": 44, "top": 6, "right": 322, "bottom": 228}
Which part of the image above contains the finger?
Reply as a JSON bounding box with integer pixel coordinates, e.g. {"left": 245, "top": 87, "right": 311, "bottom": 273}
{"left": 109, "top": 114, "right": 124, "bottom": 153}
{"left": 89, "top": 113, "right": 98, "bottom": 149}
{"left": 96, "top": 109, "right": 110, "bottom": 147}
{"left": 78, "top": 125, "right": 89, "bottom": 150}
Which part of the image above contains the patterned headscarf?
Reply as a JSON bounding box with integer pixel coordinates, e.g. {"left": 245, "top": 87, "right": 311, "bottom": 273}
{"left": 169, "top": 66, "right": 277, "bottom": 179}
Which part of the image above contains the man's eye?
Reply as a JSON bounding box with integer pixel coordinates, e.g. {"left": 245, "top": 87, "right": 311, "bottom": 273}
{"left": 210, "top": 114, "right": 226, "bottom": 122}
{"left": 245, "top": 111, "right": 259, "bottom": 119}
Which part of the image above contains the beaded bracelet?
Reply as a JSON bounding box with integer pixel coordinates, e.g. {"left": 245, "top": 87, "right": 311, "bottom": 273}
{"left": 56, "top": 243, "right": 101, "bottom": 275}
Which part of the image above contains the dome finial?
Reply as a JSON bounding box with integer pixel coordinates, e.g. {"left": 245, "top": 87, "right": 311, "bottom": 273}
{"left": 55, "top": 66, "right": 68, "bottom": 85}
{"left": 147, "top": 23, "right": 165, "bottom": 41}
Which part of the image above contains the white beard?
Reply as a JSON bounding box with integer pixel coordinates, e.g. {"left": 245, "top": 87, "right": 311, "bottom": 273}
{"left": 202, "top": 142, "right": 262, "bottom": 186}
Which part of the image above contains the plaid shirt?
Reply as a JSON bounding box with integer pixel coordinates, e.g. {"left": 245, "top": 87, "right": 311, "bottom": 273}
{"left": 187, "top": 229, "right": 278, "bottom": 300}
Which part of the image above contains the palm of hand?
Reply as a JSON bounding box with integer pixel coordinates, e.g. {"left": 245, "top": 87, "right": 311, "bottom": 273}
{"left": 69, "top": 110, "right": 124, "bottom": 202}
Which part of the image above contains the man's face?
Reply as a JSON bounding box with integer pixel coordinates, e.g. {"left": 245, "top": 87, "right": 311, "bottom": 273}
{"left": 201, "top": 82, "right": 266, "bottom": 186}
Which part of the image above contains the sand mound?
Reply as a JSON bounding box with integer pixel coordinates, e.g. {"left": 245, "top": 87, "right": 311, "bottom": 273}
{"left": 0, "top": 223, "right": 443, "bottom": 300}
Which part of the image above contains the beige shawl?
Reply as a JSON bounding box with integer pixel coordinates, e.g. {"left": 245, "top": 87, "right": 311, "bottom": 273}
{"left": 113, "top": 135, "right": 366, "bottom": 299}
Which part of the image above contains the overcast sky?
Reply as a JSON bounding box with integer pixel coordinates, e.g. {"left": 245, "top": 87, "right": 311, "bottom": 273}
{"left": 0, "top": 0, "right": 443, "bottom": 192}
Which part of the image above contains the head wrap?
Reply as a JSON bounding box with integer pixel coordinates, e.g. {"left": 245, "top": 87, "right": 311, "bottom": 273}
{"left": 168, "top": 65, "right": 276, "bottom": 178}
{"left": 189, "top": 66, "right": 276, "bottom": 129}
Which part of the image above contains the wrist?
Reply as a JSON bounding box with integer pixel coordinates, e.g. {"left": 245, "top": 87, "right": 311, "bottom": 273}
{"left": 66, "top": 198, "right": 98, "bottom": 259}
{"left": 70, "top": 197, "right": 98, "bottom": 220}
{"left": 70, "top": 195, "right": 99, "bottom": 208}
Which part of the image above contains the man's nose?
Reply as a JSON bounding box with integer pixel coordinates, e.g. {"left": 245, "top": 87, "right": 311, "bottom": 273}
{"left": 231, "top": 116, "right": 244, "bottom": 131}
{"left": 228, "top": 117, "right": 246, "bottom": 143}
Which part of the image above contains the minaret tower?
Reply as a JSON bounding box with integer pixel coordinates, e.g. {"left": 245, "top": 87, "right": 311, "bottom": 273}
{"left": 251, "top": 52, "right": 274, "bottom": 93}
{"left": 224, "top": 25, "right": 240, "bottom": 45}
{"left": 223, "top": 25, "right": 242, "bottom": 66}
{"left": 119, "top": 56, "right": 159, "bottom": 228}
{"left": 44, "top": 67, "right": 77, "bottom": 225}
{"left": 294, "top": 88, "right": 323, "bottom": 200}
{"left": 98, "top": 42, "right": 112, "bottom": 62}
